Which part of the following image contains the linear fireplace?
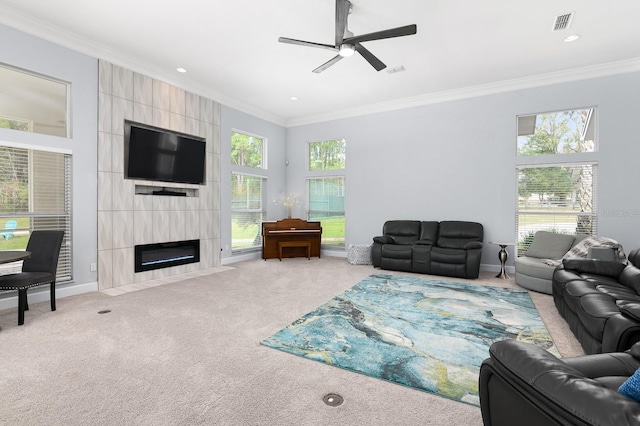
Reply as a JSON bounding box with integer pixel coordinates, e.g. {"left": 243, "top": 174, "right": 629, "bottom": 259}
{"left": 134, "top": 239, "right": 200, "bottom": 273}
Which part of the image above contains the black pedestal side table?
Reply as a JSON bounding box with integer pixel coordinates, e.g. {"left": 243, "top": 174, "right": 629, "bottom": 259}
{"left": 489, "top": 242, "right": 514, "bottom": 279}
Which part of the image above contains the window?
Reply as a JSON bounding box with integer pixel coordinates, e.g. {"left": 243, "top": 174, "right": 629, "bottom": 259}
{"left": 307, "top": 138, "right": 346, "bottom": 247}
{"left": 231, "top": 130, "right": 266, "bottom": 251}
{"left": 516, "top": 108, "right": 597, "bottom": 254}
{"left": 0, "top": 64, "right": 68, "bottom": 138}
{"left": 309, "top": 139, "right": 345, "bottom": 171}
{"left": 231, "top": 131, "right": 264, "bottom": 169}
{"left": 231, "top": 173, "right": 265, "bottom": 250}
{"left": 0, "top": 145, "right": 72, "bottom": 280}
{"left": 517, "top": 108, "right": 595, "bottom": 156}
{"left": 307, "top": 177, "right": 345, "bottom": 247}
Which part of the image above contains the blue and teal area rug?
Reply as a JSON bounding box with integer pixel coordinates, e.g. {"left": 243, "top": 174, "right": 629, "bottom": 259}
{"left": 261, "top": 274, "right": 558, "bottom": 406}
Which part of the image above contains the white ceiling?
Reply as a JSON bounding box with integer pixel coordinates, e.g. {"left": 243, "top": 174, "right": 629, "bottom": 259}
{"left": 1, "top": 0, "right": 639, "bottom": 127}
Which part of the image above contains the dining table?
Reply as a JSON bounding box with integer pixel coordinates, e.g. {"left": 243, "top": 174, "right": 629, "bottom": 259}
{"left": 0, "top": 250, "right": 31, "bottom": 264}
{"left": 0, "top": 250, "right": 30, "bottom": 331}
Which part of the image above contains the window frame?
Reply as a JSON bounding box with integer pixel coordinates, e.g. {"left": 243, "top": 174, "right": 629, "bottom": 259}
{"left": 515, "top": 107, "right": 599, "bottom": 255}
{"left": 306, "top": 138, "right": 346, "bottom": 248}
{"left": 0, "top": 142, "right": 72, "bottom": 281}
{"left": 231, "top": 129, "right": 267, "bottom": 171}
{"left": 230, "top": 129, "right": 268, "bottom": 253}
{"left": 0, "top": 63, "right": 70, "bottom": 138}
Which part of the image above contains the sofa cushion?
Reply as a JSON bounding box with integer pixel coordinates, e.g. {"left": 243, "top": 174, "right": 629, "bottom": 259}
{"left": 619, "top": 302, "right": 640, "bottom": 323}
{"left": 419, "top": 221, "right": 439, "bottom": 243}
{"left": 577, "top": 294, "right": 621, "bottom": 339}
{"left": 619, "top": 267, "right": 640, "bottom": 295}
{"left": 437, "top": 221, "right": 483, "bottom": 249}
{"left": 596, "top": 283, "right": 640, "bottom": 302}
{"left": 514, "top": 256, "right": 556, "bottom": 280}
{"left": 382, "top": 220, "right": 421, "bottom": 245}
{"left": 431, "top": 247, "right": 467, "bottom": 264}
{"left": 564, "top": 280, "right": 601, "bottom": 313}
{"left": 381, "top": 244, "right": 412, "bottom": 259}
{"left": 525, "top": 231, "right": 575, "bottom": 259}
{"left": 563, "top": 258, "right": 627, "bottom": 277}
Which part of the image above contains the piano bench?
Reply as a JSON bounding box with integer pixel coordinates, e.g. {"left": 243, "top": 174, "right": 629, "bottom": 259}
{"left": 278, "top": 241, "right": 311, "bottom": 261}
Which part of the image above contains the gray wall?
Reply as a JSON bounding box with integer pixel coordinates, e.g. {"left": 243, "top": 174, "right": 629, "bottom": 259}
{"left": 0, "top": 23, "right": 98, "bottom": 291}
{"left": 286, "top": 71, "right": 640, "bottom": 268}
{"left": 220, "top": 106, "right": 287, "bottom": 261}
{"left": 2, "top": 21, "right": 638, "bottom": 275}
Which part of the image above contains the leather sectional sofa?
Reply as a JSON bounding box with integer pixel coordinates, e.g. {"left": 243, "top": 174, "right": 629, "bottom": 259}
{"left": 479, "top": 339, "right": 640, "bottom": 426}
{"left": 371, "top": 220, "right": 483, "bottom": 279}
{"left": 552, "top": 249, "right": 640, "bottom": 354}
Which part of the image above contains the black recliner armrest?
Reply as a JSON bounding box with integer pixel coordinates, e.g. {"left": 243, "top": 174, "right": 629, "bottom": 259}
{"left": 482, "top": 340, "right": 640, "bottom": 426}
{"left": 562, "top": 258, "right": 627, "bottom": 278}
{"left": 373, "top": 235, "right": 395, "bottom": 244}
{"left": 462, "top": 241, "right": 482, "bottom": 249}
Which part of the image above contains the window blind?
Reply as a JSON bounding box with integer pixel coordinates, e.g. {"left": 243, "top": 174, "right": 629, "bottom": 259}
{"left": 516, "top": 163, "right": 597, "bottom": 255}
{"left": 307, "top": 176, "right": 345, "bottom": 247}
{"left": 231, "top": 173, "right": 264, "bottom": 250}
{"left": 0, "top": 146, "right": 72, "bottom": 280}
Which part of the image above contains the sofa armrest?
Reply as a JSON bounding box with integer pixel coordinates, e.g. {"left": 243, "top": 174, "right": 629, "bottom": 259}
{"left": 483, "top": 340, "right": 640, "bottom": 426}
{"left": 373, "top": 235, "right": 395, "bottom": 244}
{"left": 562, "top": 258, "right": 626, "bottom": 278}
{"left": 462, "top": 241, "right": 482, "bottom": 249}
{"left": 414, "top": 239, "right": 434, "bottom": 246}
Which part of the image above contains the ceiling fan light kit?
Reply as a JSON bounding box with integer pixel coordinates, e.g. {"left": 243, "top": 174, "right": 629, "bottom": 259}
{"left": 278, "top": 0, "right": 417, "bottom": 73}
{"left": 338, "top": 44, "right": 355, "bottom": 57}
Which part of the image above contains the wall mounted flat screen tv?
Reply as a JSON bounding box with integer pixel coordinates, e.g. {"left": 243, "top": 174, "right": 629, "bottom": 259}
{"left": 124, "top": 121, "right": 206, "bottom": 185}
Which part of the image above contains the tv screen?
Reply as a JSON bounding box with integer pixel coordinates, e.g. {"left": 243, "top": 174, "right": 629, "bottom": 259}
{"left": 124, "top": 121, "right": 206, "bottom": 185}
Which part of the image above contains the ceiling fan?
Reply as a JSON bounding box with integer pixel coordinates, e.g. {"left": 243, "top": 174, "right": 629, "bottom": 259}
{"left": 278, "top": 0, "right": 417, "bottom": 73}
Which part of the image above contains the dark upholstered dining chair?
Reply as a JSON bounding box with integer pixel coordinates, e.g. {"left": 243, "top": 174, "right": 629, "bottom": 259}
{"left": 0, "top": 230, "right": 64, "bottom": 325}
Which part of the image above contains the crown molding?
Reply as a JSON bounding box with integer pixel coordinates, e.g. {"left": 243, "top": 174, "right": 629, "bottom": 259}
{"left": 2, "top": 6, "right": 638, "bottom": 130}
{"left": 0, "top": 6, "right": 287, "bottom": 127}
{"left": 285, "top": 58, "right": 640, "bottom": 127}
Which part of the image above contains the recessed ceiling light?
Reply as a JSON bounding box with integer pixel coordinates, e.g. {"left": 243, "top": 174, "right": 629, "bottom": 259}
{"left": 290, "top": 96, "right": 298, "bottom": 101}
{"left": 564, "top": 34, "right": 580, "bottom": 42}
{"left": 176, "top": 67, "right": 187, "bottom": 73}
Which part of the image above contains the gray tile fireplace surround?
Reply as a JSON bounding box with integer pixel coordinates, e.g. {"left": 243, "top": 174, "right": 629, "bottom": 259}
{"left": 97, "top": 60, "right": 221, "bottom": 290}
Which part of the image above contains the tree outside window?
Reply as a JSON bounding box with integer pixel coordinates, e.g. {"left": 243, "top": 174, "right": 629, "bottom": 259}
{"left": 516, "top": 108, "right": 597, "bottom": 254}
{"left": 231, "top": 130, "right": 266, "bottom": 251}
{"left": 309, "top": 139, "right": 345, "bottom": 171}
{"left": 307, "top": 138, "right": 346, "bottom": 247}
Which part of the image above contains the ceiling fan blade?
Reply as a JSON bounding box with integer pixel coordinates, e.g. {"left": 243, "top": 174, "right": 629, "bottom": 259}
{"left": 312, "top": 55, "right": 344, "bottom": 73}
{"left": 278, "top": 37, "right": 337, "bottom": 52}
{"left": 355, "top": 44, "right": 386, "bottom": 71}
{"left": 344, "top": 24, "right": 417, "bottom": 44}
{"left": 335, "top": 0, "right": 351, "bottom": 46}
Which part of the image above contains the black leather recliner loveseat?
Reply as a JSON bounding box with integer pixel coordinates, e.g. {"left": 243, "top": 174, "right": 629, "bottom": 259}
{"left": 371, "top": 220, "right": 483, "bottom": 279}
{"left": 552, "top": 249, "right": 640, "bottom": 354}
{"left": 479, "top": 339, "right": 640, "bottom": 426}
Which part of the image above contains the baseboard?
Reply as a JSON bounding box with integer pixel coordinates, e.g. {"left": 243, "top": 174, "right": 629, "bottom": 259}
{"left": 222, "top": 248, "right": 347, "bottom": 265}
{"left": 0, "top": 281, "right": 98, "bottom": 312}
{"left": 480, "top": 263, "right": 515, "bottom": 274}
{"left": 222, "top": 251, "right": 261, "bottom": 265}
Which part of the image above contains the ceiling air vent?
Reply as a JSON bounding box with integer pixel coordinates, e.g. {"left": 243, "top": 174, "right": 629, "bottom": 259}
{"left": 553, "top": 12, "right": 574, "bottom": 31}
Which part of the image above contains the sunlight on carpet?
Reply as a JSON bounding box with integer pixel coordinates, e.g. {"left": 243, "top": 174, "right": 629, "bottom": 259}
{"left": 261, "top": 274, "right": 558, "bottom": 406}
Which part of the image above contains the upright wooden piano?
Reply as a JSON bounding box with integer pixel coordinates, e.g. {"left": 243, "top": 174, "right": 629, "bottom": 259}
{"left": 262, "top": 218, "right": 322, "bottom": 260}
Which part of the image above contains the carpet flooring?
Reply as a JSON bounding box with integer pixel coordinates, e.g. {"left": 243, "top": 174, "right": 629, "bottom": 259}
{"left": 0, "top": 257, "right": 584, "bottom": 425}
{"left": 262, "top": 273, "right": 558, "bottom": 406}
